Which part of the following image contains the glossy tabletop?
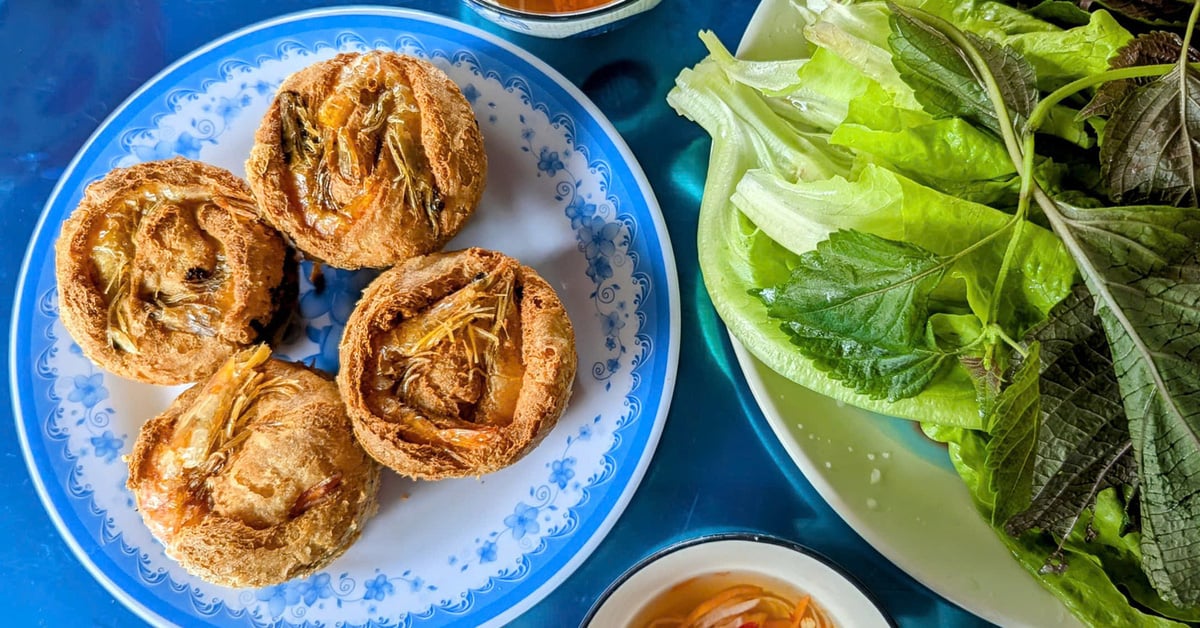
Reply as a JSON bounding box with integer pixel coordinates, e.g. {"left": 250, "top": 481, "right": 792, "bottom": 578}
{"left": 0, "top": 1, "right": 990, "bottom": 626}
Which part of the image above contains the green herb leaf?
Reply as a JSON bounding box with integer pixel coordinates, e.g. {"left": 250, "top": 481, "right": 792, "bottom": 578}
{"left": 1004, "top": 287, "right": 1135, "bottom": 563}
{"left": 760, "top": 229, "right": 948, "bottom": 349}
{"left": 1039, "top": 199, "right": 1200, "bottom": 605}
{"left": 1111, "top": 257, "right": 1200, "bottom": 606}
{"left": 888, "top": 4, "right": 1038, "bottom": 135}
{"left": 985, "top": 342, "right": 1042, "bottom": 525}
{"left": 778, "top": 324, "right": 954, "bottom": 401}
{"left": 1056, "top": 202, "right": 1200, "bottom": 270}
{"left": 1081, "top": 32, "right": 1199, "bottom": 120}
{"left": 961, "top": 353, "right": 1005, "bottom": 415}
{"left": 733, "top": 165, "right": 1076, "bottom": 332}
{"left": 1100, "top": 65, "right": 1200, "bottom": 207}
{"left": 930, "top": 421, "right": 1190, "bottom": 627}
{"left": 1089, "top": 0, "right": 1194, "bottom": 26}
{"left": 759, "top": 229, "right": 954, "bottom": 400}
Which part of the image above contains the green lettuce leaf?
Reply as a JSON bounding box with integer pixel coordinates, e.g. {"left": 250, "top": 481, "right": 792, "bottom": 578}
{"left": 1002, "top": 11, "right": 1132, "bottom": 90}
{"left": 893, "top": 0, "right": 1130, "bottom": 90}
{"left": 668, "top": 55, "right": 852, "bottom": 185}
{"left": 802, "top": 0, "right": 924, "bottom": 110}
{"left": 731, "top": 164, "right": 1076, "bottom": 333}
{"left": 832, "top": 81, "right": 1034, "bottom": 205}
{"left": 700, "top": 32, "right": 872, "bottom": 133}
{"left": 789, "top": 48, "right": 876, "bottom": 131}
{"left": 697, "top": 30, "right": 807, "bottom": 97}
{"left": 895, "top": 0, "right": 1059, "bottom": 38}
{"left": 668, "top": 27, "right": 985, "bottom": 427}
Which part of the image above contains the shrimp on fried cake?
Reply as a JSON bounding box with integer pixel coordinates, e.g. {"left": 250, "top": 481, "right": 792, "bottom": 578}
{"left": 246, "top": 50, "right": 486, "bottom": 269}
{"left": 126, "top": 345, "right": 381, "bottom": 588}
{"left": 55, "top": 158, "right": 295, "bottom": 385}
{"left": 338, "top": 248, "right": 577, "bottom": 479}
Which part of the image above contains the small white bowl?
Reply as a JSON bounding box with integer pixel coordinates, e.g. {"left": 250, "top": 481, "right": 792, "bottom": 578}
{"left": 584, "top": 534, "right": 893, "bottom": 627}
{"left": 462, "top": 0, "right": 662, "bottom": 39}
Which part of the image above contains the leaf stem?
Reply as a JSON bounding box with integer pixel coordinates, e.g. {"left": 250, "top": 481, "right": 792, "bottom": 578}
{"left": 903, "top": 8, "right": 1038, "bottom": 340}
{"left": 1027, "top": 56, "right": 1200, "bottom": 133}
{"left": 1026, "top": 65, "right": 1178, "bottom": 132}
{"left": 992, "top": 325, "right": 1028, "bottom": 359}
{"left": 1178, "top": 1, "right": 1200, "bottom": 201}
{"left": 986, "top": 136, "right": 1037, "bottom": 330}
{"left": 1026, "top": 17, "right": 1200, "bottom": 135}
{"left": 1182, "top": 0, "right": 1200, "bottom": 67}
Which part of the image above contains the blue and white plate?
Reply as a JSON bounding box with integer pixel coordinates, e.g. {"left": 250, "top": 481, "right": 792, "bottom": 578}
{"left": 10, "top": 8, "right": 679, "bottom": 627}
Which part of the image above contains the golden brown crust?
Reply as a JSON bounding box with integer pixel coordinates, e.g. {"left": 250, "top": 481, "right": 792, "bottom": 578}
{"left": 54, "top": 158, "right": 294, "bottom": 385}
{"left": 338, "top": 248, "right": 577, "bottom": 480}
{"left": 127, "top": 358, "right": 381, "bottom": 588}
{"left": 245, "top": 51, "right": 486, "bottom": 269}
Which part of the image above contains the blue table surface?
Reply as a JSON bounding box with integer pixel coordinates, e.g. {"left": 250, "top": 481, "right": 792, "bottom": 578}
{"left": 0, "top": 1, "right": 993, "bottom": 626}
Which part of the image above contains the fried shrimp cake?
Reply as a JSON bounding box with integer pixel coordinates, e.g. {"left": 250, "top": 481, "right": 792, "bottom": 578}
{"left": 338, "top": 248, "right": 577, "bottom": 479}
{"left": 55, "top": 158, "right": 295, "bottom": 385}
{"left": 246, "top": 51, "right": 486, "bottom": 269}
{"left": 127, "top": 345, "right": 381, "bottom": 588}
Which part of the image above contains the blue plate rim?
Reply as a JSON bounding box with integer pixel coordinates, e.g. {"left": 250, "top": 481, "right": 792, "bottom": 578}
{"left": 9, "top": 5, "right": 680, "bottom": 627}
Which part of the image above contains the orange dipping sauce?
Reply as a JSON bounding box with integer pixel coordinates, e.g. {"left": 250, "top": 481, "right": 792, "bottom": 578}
{"left": 488, "top": 0, "right": 622, "bottom": 15}
{"left": 632, "top": 571, "right": 835, "bottom": 628}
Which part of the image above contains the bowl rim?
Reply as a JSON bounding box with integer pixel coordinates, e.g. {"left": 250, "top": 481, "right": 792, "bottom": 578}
{"left": 580, "top": 531, "right": 898, "bottom": 626}
{"left": 462, "top": 0, "right": 645, "bottom": 21}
